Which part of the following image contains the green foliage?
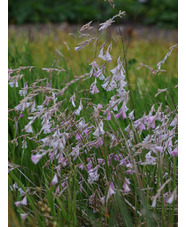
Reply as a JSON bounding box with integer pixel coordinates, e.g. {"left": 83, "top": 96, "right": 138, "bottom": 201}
{"left": 8, "top": 0, "right": 177, "bottom": 28}
{"left": 8, "top": 23, "right": 177, "bottom": 226}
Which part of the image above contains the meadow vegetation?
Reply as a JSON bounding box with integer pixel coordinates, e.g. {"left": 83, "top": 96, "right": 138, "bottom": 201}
{"left": 8, "top": 4, "right": 178, "bottom": 226}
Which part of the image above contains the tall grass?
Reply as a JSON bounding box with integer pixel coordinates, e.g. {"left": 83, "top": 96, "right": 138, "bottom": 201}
{"left": 8, "top": 4, "right": 178, "bottom": 227}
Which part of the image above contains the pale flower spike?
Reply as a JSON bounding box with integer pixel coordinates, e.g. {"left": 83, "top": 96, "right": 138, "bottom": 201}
{"left": 99, "top": 11, "right": 125, "bottom": 31}
{"left": 157, "top": 44, "right": 177, "bottom": 70}
{"left": 80, "top": 21, "right": 93, "bottom": 32}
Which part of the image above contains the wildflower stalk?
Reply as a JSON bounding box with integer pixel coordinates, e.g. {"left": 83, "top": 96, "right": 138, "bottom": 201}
{"left": 118, "top": 26, "right": 134, "bottom": 111}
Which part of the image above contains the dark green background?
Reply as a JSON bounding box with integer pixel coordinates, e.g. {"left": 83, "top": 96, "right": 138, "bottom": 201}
{"left": 8, "top": 0, "right": 178, "bottom": 28}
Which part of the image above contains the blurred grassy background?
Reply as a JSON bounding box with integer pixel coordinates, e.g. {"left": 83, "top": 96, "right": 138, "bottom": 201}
{"left": 8, "top": 0, "right": 178, "bottom": 28}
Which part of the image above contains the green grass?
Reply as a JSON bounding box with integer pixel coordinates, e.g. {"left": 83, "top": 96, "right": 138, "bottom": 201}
{"left": 8, "top": 26, "right": 178, "bottom": 226}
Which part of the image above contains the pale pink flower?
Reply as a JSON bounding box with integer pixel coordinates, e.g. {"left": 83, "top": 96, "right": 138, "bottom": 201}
{"left": 170, "top": 145, "right": 178, "bottom": 156}
{"left": 87, "top": 162, "right": 93, "bottom": 171}
{"left": 76, "top": 133, "right": 83, "bottom": 142}
{"left": 98, "top": 44, "right": 112, "bottom": 62}
{"left": 51, "top": 174, "right": 58, "bottom": 185}
{"left": 90, "top": 79, "right": 99, "bottom": 94}
{"left": 71, "top": 145, "right": 80, "bottom": 160}
{"left": 170, "top": 114, "right": 178, "bottom": 127}
{"left": 141, "top": 151, "right": 156, "bottom": 165}
{"left": 31, "top": 154, "right": 45, "bottom": 164}
{"left": 93, "top": 68, "right": 105, "bottom": 80}
{"left": 97, "top": 158, "right": 105, "bottom": 164}
{"left": 89, "top": 193, "right": 95, "bottom": 205}
{"left": 99, "top": 18, "right": 114, "bottom": 31}
{"left": 24, "top": 123, "right": 33, "bottom": 133}
{"left": 123, "top": 178, "right": 131, "bottom": 193}
{"left": 83, "top": 126, "right": 93, "bottom": 135}
{"left": 153, "top": 146, "right": 163, "bottom": 153}
{"left": 21, "top": 196, "right": 27, "bottom": 206}
{"left": 100, "top": 196, "right": 105, "bottom": 204}
{"left": 78, "top": 164, "right": 84, "bottom": 170}
{"left": 93, "top": 120, "right": 105, "bottom": 137}
{"left": 115, "top": 106, "right": 127, "bottom": 120}
{"left": 19, "top": 112, "right": 24, "bottom": 118}
{"left": 21, "top": 140, "right": 27, "bottom": 149}
{"left": 102, "top": 79, "right": 110, "bottom": 91}
{"left": 94, "top": 137, "right": 104, "bottom": 148}
{"left": 128, "top": 110, "right": 134, "bottom": 120}
{"left": 20, "top": 213, "right": 28, "bottom": 221}
{"left": 9, "top": 80, "right": 18, "bottom": 88}
{"left": 106, "top": 112, "right": 112, "bottom": 120}
{"left": 15, "top": 196, "right": 28, "bottom": 207}
{"left": 90, "top": 85, "right": 99, "bottom": 94}
{"left": 146, "top": 115, "right": 156, "bottom": 129}
{"left": 88, "top": 166, "right": 100, "bottom": 184}
{"left": 106, "top": 182, "right": 115, "bottom": 202}
{"left": 61, "top": 181, "right": 66, "bottom": 187}
{"left": 69, "top": 93, "right": 76, "bottom": 107}
{"left": 99, "top": 11, "right": 125, "bottom": 31}
{"left": 15, "top": 201, "right": 22, "bottom": 207}
{"left": 75, "top": 100, "right": 83, "bottom": 115}
{"left": 19, "top": 82, "right": 28, "bottom": 97}
{"left": 97, "top": 104, "right": 103, "bottom": 109}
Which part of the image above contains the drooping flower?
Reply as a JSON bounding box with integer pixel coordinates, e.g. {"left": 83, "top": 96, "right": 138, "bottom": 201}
{"left": 146, "top": 115, "right": 157, "bottom": 129}
{"left": 89, "top": 193, "right": 96, "bottom": 205}
{"left": 102, "top": 77, "right": 110, "bottom": 91}
{"left": 97, "top": 104, "right": 103, "bottom": 109}
{"left": 141, "top": 151, "right": 156, "bottom": 165}
{"left": 75, "top": 100, "right": 83, "bottom": 115}
{"left": 170, "top": 145, "right": 178, "bottom": 156}
{"left": 21, "top": 196, "right": 27, "bottom": 206}
{"left": 106, "top": 182, "right": 115, "bottom": 202}
{"left": 90, "top": 79, "right": 99, "bottom": 94}
{"left": 115, "top": 104, "right": 127, "bottom": 120}
{"left": 133, "top": 119, "right": 146, "bottom": 132}
{"left": 167, "top": 188, "right": 177, "bottom": 204}
{"left": 93, "top": 120, "right": 105, "bottom": 137}
{"left": 51, "top": 174, "right": 58, "bottom": 186}
{"left": 97, "top": 158, "right": 105, "bottom": 164}
{"left": 128, "top": 110, "right": 135, "bottom": 120}
{"left": 99, "top": 11, "right": 125, "bottom": 31}
{"left": 123, "top": 178, "right": 131, "bottom": 193}
{"left": 106, "top": 112, "right": 112, "bottom": 120}
{"left": 83, "top": 126, "right": 93, "bottom": 135}
{"left": 71, "top": 145, "right": 80, "bottom": 160}
{"left": 69, "top": 93, "right": 76, "bottom": 107}
{"left": 98, "top": 43, "right": 112, "bottom": 62}
{"left": 19, "top": 112, "right": 24, "bottom": 118}
{"left": 31, "top": 153, "right": 45, "bottom": 165}
{"left": 88, "top": 166, "right": 100, "bottom": 184}
{"left": 21, "top": 140, "right": 27, "bottom": 149}
{"left": 20, "top": 213, "right": 28, "bottom": 221}
{"left": 76, "top": 133, "right": 83, "bottom": 142}
{"left": 24, "top": 123, "right": 33, "bottom": 133}
{"left": 100, "top": 196, "right": 105, "bottom": 204}
{"left": 94, "top": 137, "right": 104, "bottom": 148}
{"left": 78, "top": 163, "right": 84, "bottom": 170}
{"left": 15, "top": 196, "right": 27, "bottom": 207}
{"left": 170, "top": 114, "right": 178, "bottom": 127}
{"left": 19, "top": 82, "right": 28, "bottom": 97}
{"left": 9, "top": 79, "right": 18, "bottom": 88}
